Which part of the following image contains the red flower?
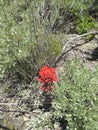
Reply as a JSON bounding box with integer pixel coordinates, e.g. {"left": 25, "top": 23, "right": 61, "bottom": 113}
{"left": 37, "top": 65, "right": 58, "bottom": 84}
{"left": 37, "top": 65, "right": 58, "bottom": 92}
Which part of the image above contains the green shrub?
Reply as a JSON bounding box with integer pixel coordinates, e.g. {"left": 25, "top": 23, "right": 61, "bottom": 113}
{"left": 0, "top": 0, "right": 62, "bottom": 80}
{"left": 76, "top": 16, "right": 96, "bottom": 34}
{"left": 52, "top": 60, "right": 98, "bottom": 130}
{"left": 70, "top": 1, "right": 98, "bottom": 37}
{"left": 76, "top": 16, "right": 97, "bottom": 40}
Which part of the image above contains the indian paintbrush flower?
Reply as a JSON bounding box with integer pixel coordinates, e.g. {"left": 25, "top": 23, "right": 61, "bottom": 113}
{"left": 37, "top": 65, "right": 58, "bottom": 92}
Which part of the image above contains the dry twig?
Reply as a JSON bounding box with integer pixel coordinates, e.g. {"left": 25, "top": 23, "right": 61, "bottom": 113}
{"left": 54, "top": 31, "right": 98, "bottom": 67}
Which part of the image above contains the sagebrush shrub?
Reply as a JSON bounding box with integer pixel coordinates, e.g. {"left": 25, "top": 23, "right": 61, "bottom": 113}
{"left": 52, "top": 60, "right": 98, "bottom": 130}
{"left": 0, "top": 0, "right": 62, "bottom": 80}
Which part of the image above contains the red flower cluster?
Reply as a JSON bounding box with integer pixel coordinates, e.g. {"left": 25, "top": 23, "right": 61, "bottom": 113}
{"left": 37, "top": 65, "right": 58, "bottom": 92}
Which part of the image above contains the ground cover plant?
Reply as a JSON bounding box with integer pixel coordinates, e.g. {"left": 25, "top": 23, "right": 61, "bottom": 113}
{"left": 52, "top": 60, "right": 98, "bottom": 130}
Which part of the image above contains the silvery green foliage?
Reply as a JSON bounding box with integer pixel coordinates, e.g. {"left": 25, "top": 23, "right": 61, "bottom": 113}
{"left": 26, "top": 111, "right": 53, "bottom": 130}
{"left": 52, "top": 60, "right": 98, "bottom": 130}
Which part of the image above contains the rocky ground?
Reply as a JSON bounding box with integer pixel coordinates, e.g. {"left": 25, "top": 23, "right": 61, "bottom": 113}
{"left": 0, "top": 33, "right": 98, "bottom": 130}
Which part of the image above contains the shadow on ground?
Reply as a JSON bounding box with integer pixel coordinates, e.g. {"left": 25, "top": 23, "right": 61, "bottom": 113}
{"left": 0, "top": 124, "right": 12, "bottom": 130}
{"left": 88, "top": 47, "right": 98, "bottom": 61}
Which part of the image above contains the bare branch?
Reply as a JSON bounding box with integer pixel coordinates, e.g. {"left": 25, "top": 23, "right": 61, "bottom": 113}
{"left": 62, "top": 31, "right": 98, "bottom": 51}
{"left": 54, "top": 31, "right": 98, "bottom": 67}
{"left": 0, "top": 103, "right": 17, "bottom": 106}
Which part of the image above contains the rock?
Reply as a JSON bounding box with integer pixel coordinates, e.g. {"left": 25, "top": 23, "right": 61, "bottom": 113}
{"left": 32, "top": 109, "right": 42, "bottom": 114}
{"left": 23, "top": 113, "right": 31, "bottom": 121}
